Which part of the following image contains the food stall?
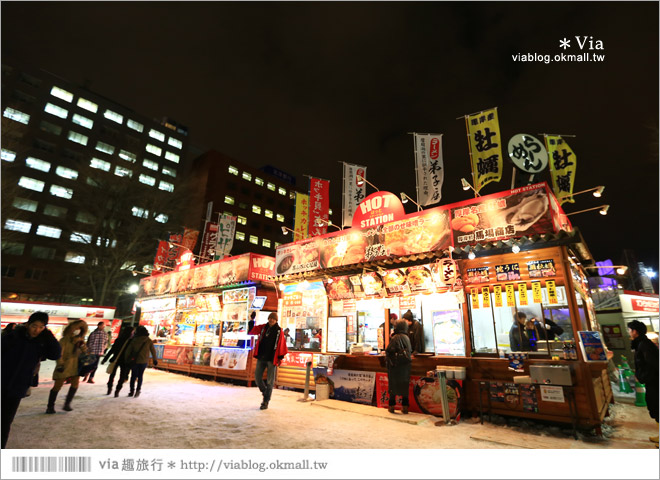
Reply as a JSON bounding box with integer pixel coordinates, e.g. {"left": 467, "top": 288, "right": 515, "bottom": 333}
{"left": 136, "top": 252, "right": 277, "bottom": 385}
{"left": 273, "top": 183, "right": 613, "bottom": 431}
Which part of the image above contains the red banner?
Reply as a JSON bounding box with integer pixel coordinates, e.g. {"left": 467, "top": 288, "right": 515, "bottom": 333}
{"left": 153, "top": 240, "right": 170, "bottom": 273}
{"left": 308, "top": 177, "right": 330, "bottom": 236}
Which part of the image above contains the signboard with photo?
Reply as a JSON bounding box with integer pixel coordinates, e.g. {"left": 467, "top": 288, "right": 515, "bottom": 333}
{"left": 466, "top": 267, "right": 490, "bottom": 285}
{"left": 494, "top": 263, "right": 521, "bottom": 282}
{"left": 329, "top": 369, "right": 376, "bottom": 405}
{"left": 527, "top": 259, "right": 556, "bottom": 278}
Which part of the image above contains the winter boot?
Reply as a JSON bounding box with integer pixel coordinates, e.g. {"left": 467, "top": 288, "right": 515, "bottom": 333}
{"left": 106, "top": 384, "right": 113, "bottom": 395}
{"left": 62, "top": 387, "right": 78, "bottom": 412}
{"left": 114, "top": 385, "right": 122, "bottom": 398}
{"left": 260, "top": 391, "right": 269, "bottom": 410}
{"left": 402, "top": 406, "right": 409, "bottom": 414}
{"left": 46, "top": 389, "right": 58, "bottom": 414}
{"left": 127, "top": 390, "right": 134, "bottom": 397}
{"left": 134, "top": 390, "right": 141, "bottom": 398}
{"left": 388, "top": 405, "right": 395, "bottom": 414}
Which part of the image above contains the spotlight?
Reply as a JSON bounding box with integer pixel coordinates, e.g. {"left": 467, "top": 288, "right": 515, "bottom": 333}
{"left": 599, "top": 205, "right": 610, "bottom": 215}
{"left": 512, "top": 244, "right": 521, "bottom": 254}
{"left": 467, "top": 249, "right": 476, "bottom": 260}
{"left": 400, "top": 192, "right": 409, "bottom": 204}
{"left": 281, "top": 226, "right": 289, "bottom": 235}
{"left": 461, "top": 178, "right": 472, "bottom": 191}
{"left": 593, "top": 186, "right": 605, "bottom": 198}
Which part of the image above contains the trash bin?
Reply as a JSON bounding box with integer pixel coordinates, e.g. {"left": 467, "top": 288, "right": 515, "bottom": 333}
{"left": 316, "top": 383, "right": 330, "bottom": 401}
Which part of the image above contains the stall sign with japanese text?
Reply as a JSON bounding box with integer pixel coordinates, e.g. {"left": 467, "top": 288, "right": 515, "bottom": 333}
{"left": 546, "top": 135, "right": 577, "bottom": 206}
{"left": 414, "top": 134, "right": 444, "bottom": 206}
{"left": 342, "top": 163, "right": 367, "bottom": 227}
{"left": 466, "top": 108, "right": 503, "bottom": 192}
{"left": 495, "top": 263, "right": 521, "bottom": 282}
{"left": 308, "top": 177, "right": 330, "bottom": 236}
{"left": 527, "top": 259, "right": 556, "bottom": 278}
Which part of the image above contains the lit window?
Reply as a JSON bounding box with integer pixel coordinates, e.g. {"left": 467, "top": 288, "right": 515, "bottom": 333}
{"left": 64, "top": 252, "right": 85, "bottom": 264}
{"left": 228, "top": 166, "right": 239, "bottom": 176}
{"left": 252, "top": 205, "right": 262, "bottom": 215}
{"left": 96, "top": 237, "right": 117, "bottom": 248}
{"left": 276, "top": 214, "right": 285, "bottom": 222}
{"left": 72, "top": 113, "right": 93, "bottom": 129}
{"left": 262, "top": 239, "right": 271, "bottom": 248}
{"left": 267, "top": 183, "right": 276, "bottom": 191}
{"left": 242, "top": 172, "right": 252, "bottom": 181}
{"left": 146, "top": 144, "right": 162, "bottom": 156}
{"left": 155, "top": 213, "right": 168, "bottom": 223}
{"left": 44, "top": 103, "right": 68, "bottom": 119}
{"left": 50, "top": 185, "right": 73, "bottom": 199}
{"left": 143, "top": 159, "right": 158, "bottom": 171}
{"left": 127, "top": 119, "right": 143, "bottom": 132}
{"left": 139, "top": 174, "right": 156, "bottom": 186}
{"left": 50, "top": 86, "right": 73, "bottom": 102}
{"left": 278, "top": 187, "right": 286, "bottom": 196}
{"left": 70, "top": 232, "right": 91, "bottom": 243}
{"left": 249, "top": 235, "right": 258, "bottom": 245}
{"left": 1, "top": 149, "right": 16, "bottom": 162}
{"left": 56, "top": 166, "right": 78, "bottom": 180}
{"left": 167, "top": 137, "right": 182, "bottom": 149}
{"left": 237, "top": 216, "right": 247, "bottom": 225}
{"left": 4, "top": 219, "right": 31, "bottom": 233}
{"left": 3, "top": 107, "right": 30, "bottom": 124}
{"left": 162, "top": 166, "right": 176, "bottom": 177}
{"left": 39, "top": 120, "right": 62, "bottom": 135}
{"left": 44, "top": 204, "right": 67, "bottom": 218}
{"left": 18, "top": 177, "right": 45, "bottom": 192}
{"left": 95, "top": 141, "right": 115, "bottom": 155}
{"left": 148, "top": 129, "right": 165, "bottom": 142}
{"left": 235, "top": 231, "right": 245, "bottom": 241}
{"left": 90, "top": 158, "right": 111, "bottom": 171}
{"left": 26, "top": 157, "right": 51, "bottom": 172}
{"left": 274, "top": 241, "right": 282, "bottom": 248}
{"left": 114, "top": 166, "right": 132, "bottom": 178}
{"left": 119, "top": 150, "right": 137, "bottom": 163}
{"left": 158, "top": 181, "right": 174, "bottom": 192}
{"left": 104, "top": 109, "right": 123, "bottom": 124}
{"left": 264, "top": 209, "right": 273, "bottom": 219}
{"left": 77, "top": 97, "right": 98, "bottom": 113}
{"left": 36, "top": 225, "right": 62, "bottom": 239}
{"left": 164, "top": 151, "right": 179, "bottom": 163}
{"left": 132, "top": 206, "right": 149, "bottom": 218}
{"left": 255, "top": 177, "right": 264, "bottom": 186}
{"left": 223, "top": 211, "right": 233, "bottom": 217}
{"left": 224, "top": 196, "right": 235, "bottom": 205}
{"left": 75, "top": 211, "right": 95, "bottom": 224}
{"left": 12, "top": 197, "right": 38, "bottom": 212}
{"left": 67, "top": 130, "right": 88, "bottom": 146}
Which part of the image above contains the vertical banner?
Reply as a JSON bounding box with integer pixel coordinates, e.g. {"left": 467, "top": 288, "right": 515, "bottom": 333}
{"left": 342, "top": 162, "right": 367, "bottom": 227}
{"left": 199, "top": 221, "right": 219, "bottom": 262}
{"left": 481, "top": 286, "right": 491, "bottom": 308}
{"left": 505, "top": 284, "right": 516, "bottom": 307}
{"left": 153, "top": 240, "right": 170, "bottom": 273}
{"left": 294, "top": 193, "right": 310, "bottom": 241}
{"left": 531, "top": 281, "right": 543, "bottom": 303}
{"left": 308, "top": 177, "right": 330, "bottom": 236}
{"left": 414, "top": 133, "right": 444, "bottom": 206}
{"left": 470, "top": 288, "right": 480, "bottom": 308}
{"left": 545, "top": 135, "right": 577, "bottom": 205}
{"left": 181, "top": 228, "right": 199, "bottom": 251}
{"left": 493, "top": 284, "right": 503, "bottom": 308}
{"left": 518, "top": 283, "right": 528, "bottom": 306}
{"left": 546, "top": 280, "right": 558, "bottom": 304}
{"left": 215, "top": 215, "right": 236, "bottom": 260}
{"left": 466, "top": 108, "right": 504, "bottom": 193}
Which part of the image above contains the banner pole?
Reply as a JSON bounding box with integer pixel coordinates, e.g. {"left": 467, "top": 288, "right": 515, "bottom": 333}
{"left": 411, "top": 133, "right": 421, "bottom": 207}
{"left": 463, "top": 115, "right": 478, "bottom": 198}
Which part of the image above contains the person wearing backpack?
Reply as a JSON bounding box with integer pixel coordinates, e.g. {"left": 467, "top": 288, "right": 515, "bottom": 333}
{"left": 386, "top": 319, "right": 412, "bottom": 414}
{"left": 122, "top": 326, "right": 158, "bottom": 398}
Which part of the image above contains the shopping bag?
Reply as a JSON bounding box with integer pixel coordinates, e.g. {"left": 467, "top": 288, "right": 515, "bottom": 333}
{"left": 78, "top": 353, "right": 98, "bottom": 376}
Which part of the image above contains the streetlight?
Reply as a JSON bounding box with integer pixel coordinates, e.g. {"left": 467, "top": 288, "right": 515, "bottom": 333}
{"left": 314, "top": 218, "right": 342, "bottom": 231}
{"left": 557, "top": 185, "right": 605, "bottom": 201}
{"left": 460, "top": 178, "right": 480, "bottom": 196}
{"left": 356, "top": 174, "right": 380, "bottom": 192}
{"left": 399, "top": 192, "right": 422, "bottom": 211}
{"left": 281, "top": 226, "right": 296, "bottom": 235}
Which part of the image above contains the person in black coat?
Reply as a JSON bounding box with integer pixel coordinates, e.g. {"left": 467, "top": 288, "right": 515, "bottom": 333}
{"left": 1, "top": 312, "right": 61, "bottom": 448}
{"left": 627, "top": 320, "right": 659, "bottom": 444}
{"left": 100, "top": 326, "right": 134, "bottom": 396}
{"left": 509, "top": 312, "right": 532, "bottom": 351}
{"left": 386, "top": 320, "right": 413, "bottom": 414}
{"left": 402, "top": 310, "right": 424, "bottom": 354}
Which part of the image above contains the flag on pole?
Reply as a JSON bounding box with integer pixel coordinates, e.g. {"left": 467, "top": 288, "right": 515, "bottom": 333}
{"left": 199, "top": 221, "right": 219, "bottom": 262}
{"left": 341, "top": 162, "right": 367, "bottom": 227}
{"left": 466, "top": 108, "right": 504, "bottom": 193}
{"left": 308, "top": 177, "right": 330, "bottom": 236}
{"left": 545, "top": 135, "right": 577, "bottom": 206}
{"left": 153, "top": 240, "right": 170, "bottom": 273}
{"left": 294, "top": 192, "right": 310, "bottom": 241}
{"left": 414, "top": 133, "right": 444, "bottom": 206}
{"left": 215, "top": 215, "right": 236, "bottom": 260}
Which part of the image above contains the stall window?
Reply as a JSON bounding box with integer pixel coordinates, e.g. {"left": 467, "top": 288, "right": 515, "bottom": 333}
{"left": 280, "top": 281, "right": 327, "bottom": 352}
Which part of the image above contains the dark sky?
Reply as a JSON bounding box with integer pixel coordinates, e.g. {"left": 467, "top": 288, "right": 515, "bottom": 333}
{"left": 3, "top": 2, "right": 658, "bottom": 270}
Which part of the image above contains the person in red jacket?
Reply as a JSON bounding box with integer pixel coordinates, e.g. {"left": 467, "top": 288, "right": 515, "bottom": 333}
{"left": 249, "top": 312, "right": 288, "bottom": 410}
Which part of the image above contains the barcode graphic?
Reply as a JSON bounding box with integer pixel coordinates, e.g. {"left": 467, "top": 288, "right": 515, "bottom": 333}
{"left": 12, "top": 456, "right": 92, "bottom": 472}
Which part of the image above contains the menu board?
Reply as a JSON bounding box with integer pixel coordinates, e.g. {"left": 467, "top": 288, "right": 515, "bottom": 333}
{"left": 431, "top": 310, "right": 465, "bottom": 356}
{"left": 327, "top": 316, "right": 348, "bottom": 353}
{"left": 406, "top": 265, "right": 434, "bottom": 292}
{"left": 495, "top": 263, "right": 521, "bottom": 282}
{"left": 361, "top": 272, "right": 384, "bottom": 296}
{"left": 466, "top": 267, "right": 490, "bottom": 285}
{"left": 527, "top": 259, "right": 556, "bottom": 278}
{"left": 578, "top": 331, "right": 608, "bottom": 361}
{"left": 381, "top": 268, "right": 411, "bottom": 295}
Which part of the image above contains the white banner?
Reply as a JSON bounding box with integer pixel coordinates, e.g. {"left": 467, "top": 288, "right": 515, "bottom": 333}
{"left": 215, "top": 215, "right": 236, "bottom": 260}
{"left": 341, "top": 163, "right": 367, "bottom": 227}
{"left": 414, "top": 133, "right": 444, "bottom": 206}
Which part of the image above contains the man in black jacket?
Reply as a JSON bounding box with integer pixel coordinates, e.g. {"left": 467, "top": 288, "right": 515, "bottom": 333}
{"left": 627, "top": 320, "right": 659, "bottom": 445}
{"left": 1, "top": 312, "right": 61, "bottom": 448}
{"left": 402, "top": 310, "right": 424, "bottom": 354}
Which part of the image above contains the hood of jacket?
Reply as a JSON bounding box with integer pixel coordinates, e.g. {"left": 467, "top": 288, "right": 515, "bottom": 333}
{"left": 394, "top": 319, "right": 409, "bottom": 335}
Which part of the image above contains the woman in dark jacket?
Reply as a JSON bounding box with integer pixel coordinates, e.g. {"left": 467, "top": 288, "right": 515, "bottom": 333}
{"left": 122, "top": 326, "right": 158, "bottom": 398}
{"left": 2, "top": 312, "right": 61, "bottom": 448}
{"left": 101, "top": 326, "right": 134, "bottom": 396}
{"left": 386, "top": 320, "right": 413, "bottom": 414}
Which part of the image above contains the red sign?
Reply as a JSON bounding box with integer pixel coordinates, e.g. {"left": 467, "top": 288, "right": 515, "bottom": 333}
{"left": 631, "top": 298, "right": 659, "bottom": 313}
{"left": 308, "top": 178, "right": 330, "bottom": 236}
{"left": 199, "top": 222, "right": 219, "bottom": 261}
{"left": 110, "top": 318, "right": 122, "bottom": 344}
{"left": 249, "top": 254, "right": 275, "bottom": 282}
{"left": 351, "top": 191, "right": 406, "bottom": 229}
{"left": 153, "top": 240, "right": 170, "bottom": 273}
{"left": 280, "top": 352, "right": 316, "bottom": 368}
{"left": 430, "top": 137, "right": 441, "bottom": 160}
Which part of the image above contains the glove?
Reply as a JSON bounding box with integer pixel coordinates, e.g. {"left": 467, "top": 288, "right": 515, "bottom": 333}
{"left": 100, "top": 358, "right": 107, "bottom": 365}
{"left": 153, "top": 361, "right": 158, "bottom": 366}
{"left": 545, "top": 323, "right": 552, "bottom": 330}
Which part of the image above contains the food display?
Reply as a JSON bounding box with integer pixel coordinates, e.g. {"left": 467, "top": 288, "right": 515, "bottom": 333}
{"left": 320, "top": 233, "right": 367, "bottom": 268}
{"left": 413, "top": 377, "right": 462, "bottom": 418}
{"left": 326, "top": 276, "right": 353, "bottom": 300}
{"left": 361, "top": 272, "right": 383, "bottom": 296}
{"left": 451, "top": 213, "right": 480, "bottom": 233}
{"left": 406, "top": 266, "right": 434, "bottom": 292}
{"left": 384, "top": 211, "right": 450, "bottom": 256}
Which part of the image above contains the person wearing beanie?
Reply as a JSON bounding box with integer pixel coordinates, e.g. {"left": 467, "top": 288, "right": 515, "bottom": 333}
{"left": 46, "top": 320, "right": 88, "bottom": 414}
{"left": 2, "top": 312, "right": 61, "bottom": 448}
{"left": 402, "top": 310, "right": 425, "bottom": 354}
{"left": 627, "top": 320, "right": 659, "bottom": 445}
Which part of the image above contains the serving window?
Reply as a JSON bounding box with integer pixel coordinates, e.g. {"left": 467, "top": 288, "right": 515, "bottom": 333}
{"left": 280, "top": 280, "right": 328, "bottom": 353}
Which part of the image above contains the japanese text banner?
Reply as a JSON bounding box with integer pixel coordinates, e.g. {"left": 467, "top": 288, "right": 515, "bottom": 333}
{"left": 467, "top": 108, "right": 504, "bottom": 193}
{"left": 215, "top": 215, "right": 236, "bottom": 260}
{"left": 415, "top": 134, "right": 444, "bottom": 206}
{"left": 294, "top": 192, "right": 310, "bottom": 242}
{"left": 546, "top": 135, "right": 577, "bottom": 206}
{"left": 342, "top": 163, "right": 367, "bottom": 227}
{"left": 308, "top": 177, "right": 330, "bottom": 236}
{"left": 199, "top": 221, "right": 219, "bottom": 262}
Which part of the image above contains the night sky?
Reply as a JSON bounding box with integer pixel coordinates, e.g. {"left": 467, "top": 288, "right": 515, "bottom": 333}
{"left": 3, "top": 2, "right": 658, "bottom": 270}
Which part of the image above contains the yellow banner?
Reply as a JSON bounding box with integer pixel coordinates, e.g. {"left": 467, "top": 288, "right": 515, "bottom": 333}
{"left": 466, "top": 108, "right": 503, "bottom": 193}
{"left": 531, "top": 281, "right": 543, "bottom": 303}
{"left": 294, "top": 193, "right": 310, "bottom": 241}
{"left": 471, "top": 288, "right": 480, "bottom": 308}
{"left": 546, "top": 280, "right": 558, "bottom": 304}
{"left": 505, "top": 284, "right": 516, "bottom": 306}
{"left": 546, "top": 135, "right": 577, "bottom": 206}
{"left": 493, "top": 285, "right": 503, "bottom": 308}
{"left": 518, "top": 283, "right": 528, "bottom": 306}
{"left": 482, "top": 286, "right": 491, "bottom": 308}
